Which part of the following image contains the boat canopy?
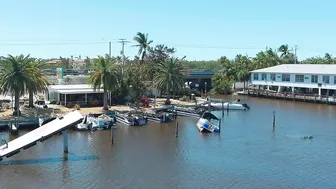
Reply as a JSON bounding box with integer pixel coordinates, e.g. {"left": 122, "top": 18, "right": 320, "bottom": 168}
{"left": 202, "top": 112, "right": 219, "bottom": 120}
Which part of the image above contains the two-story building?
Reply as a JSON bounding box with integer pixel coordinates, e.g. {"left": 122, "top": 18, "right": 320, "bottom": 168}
{"left": 250, "top": 64, "right": 336, "bottom": 97}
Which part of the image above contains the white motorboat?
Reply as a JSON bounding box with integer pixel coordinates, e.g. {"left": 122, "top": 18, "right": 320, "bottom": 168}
{"left": 202, "top": 99, "right": 250, "bottom": 110}
{"left": 196, "top": 112, "right": 220, "bottom": 133}
{"left": 75, "top": 115, "right": 93, "bottom": 131}
{"left": 116, "top": 110, "right": 148, "bottom": 126}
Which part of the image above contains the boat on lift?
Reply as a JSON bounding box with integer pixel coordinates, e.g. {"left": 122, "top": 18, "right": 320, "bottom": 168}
{"left": 115, "top": 109, "right": 148, "bottom": 126}
{"left": 144, "top": 107, "right": 173, "bottom": 123}
{"left": 196, "top": 111, "right": 220, "bottom": 133}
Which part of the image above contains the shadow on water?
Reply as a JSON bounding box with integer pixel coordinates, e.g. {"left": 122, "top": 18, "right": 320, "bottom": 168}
{"left": 0, "top": 153, "right": 99, "bottom": 166}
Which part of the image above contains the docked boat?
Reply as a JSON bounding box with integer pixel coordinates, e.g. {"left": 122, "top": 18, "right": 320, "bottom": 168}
{"left": 75, "top": 115, "right": 93, "bottom": 131}
{"left": 196, "top": 112, "right": 220, "bottom": 133}
{"left": 144, "top": 108, "right": 173, "bottom": 123}
{"left": 202, "top": 99, "right": 250, "bottom": 110}
{"left": 173, "top": 106, "right": 205, "bottom": 118}
{"left": 8, "top": 120, "right": 19, "bottom": 135}
{"left": 115, "top": 110, "right": 148, "bottom": 126}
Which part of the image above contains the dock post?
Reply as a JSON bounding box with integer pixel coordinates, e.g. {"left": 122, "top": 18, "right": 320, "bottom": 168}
{"left": 175, "top": 121, "right": 179, "bottom": 137}
{"left": 111, "top": 125, "right": 114, "bottom": 145}
{"left": 218, "top": 118, "right": 221, "bottom": 133}
{"left": 272, "top": 111, "right": 276, "bottom": 130}
{"left": 226, "top": 103, "right": 229, "bottom": 114}
{"left": 63, "top": 129, "right": 68, "bottom": 154}
{"left": 221, "top": 101, "right": 224, "bottom": 117}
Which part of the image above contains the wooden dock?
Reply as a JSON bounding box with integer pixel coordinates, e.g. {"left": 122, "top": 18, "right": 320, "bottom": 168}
{"left": 237, "top": 90, "right": 336, "bottom": 105}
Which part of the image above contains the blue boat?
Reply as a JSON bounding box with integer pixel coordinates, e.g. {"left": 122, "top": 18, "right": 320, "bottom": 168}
{"left": 196, "top": 112, "right": 220, "bottom": 133}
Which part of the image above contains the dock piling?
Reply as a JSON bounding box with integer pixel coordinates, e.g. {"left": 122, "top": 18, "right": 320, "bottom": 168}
{"left": 226, "top": 103, "right": 229, "bottom": 114}
{"left": 272, "top": 111, "right": 276, "bottom": 130}
{"left": 63, "top": 129, "right": 68, "bottom": 154}
{"left": 175, "top": 121, "right": 179, "bottom": 137}
{"left": 218, "top": 118, "right": 221, "bottom": 133}
{"left": 221, "top": 101, "right": 224, "bottom": 116}
{"left": 111, "top": 125, "right": 114, "bottom": 145}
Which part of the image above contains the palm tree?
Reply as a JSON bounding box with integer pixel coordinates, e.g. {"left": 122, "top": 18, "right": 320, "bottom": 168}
{"left": 26, "top": 59, "right": 50, "bottom": 107}
{"left": 278, "top": 44, "right": 291, "bottom": 58}
{"left": 88, "top": 55, "right": 118, "bottom": 110}
{"left": 0, "top": 55, "right": 37, "bottom": 115}
{"left": 133, "top": 32, "right": 153, "bottom": 62}
{"left": 153, "top": 57, "right": 185, "bottom": 104}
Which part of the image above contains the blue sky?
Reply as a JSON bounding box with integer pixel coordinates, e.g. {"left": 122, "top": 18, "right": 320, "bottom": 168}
{"left": 0, "top": 0, "right": 335, "bottom": 60}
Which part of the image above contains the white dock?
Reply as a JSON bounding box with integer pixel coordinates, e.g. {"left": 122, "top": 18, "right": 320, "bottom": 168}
{"left": 0, "top": 110, "right": 83, "bottom": 160}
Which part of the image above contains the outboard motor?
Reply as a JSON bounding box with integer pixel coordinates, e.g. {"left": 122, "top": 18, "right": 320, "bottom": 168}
{"left": 134, "top": 116, "right": 140, "bottom": 126}
{"left": 242, "top": 103, "right": 250, "bottom": 110}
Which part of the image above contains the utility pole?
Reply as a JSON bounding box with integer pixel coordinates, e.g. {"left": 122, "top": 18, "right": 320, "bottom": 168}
{"left": 118, "top": 39, "right": 129, "bottom": 75}
{"left": 294, "top": 45, "right": 298, "bottom": 64}
{"left": 108, "top": 42, "right": 111, "bottom": 57}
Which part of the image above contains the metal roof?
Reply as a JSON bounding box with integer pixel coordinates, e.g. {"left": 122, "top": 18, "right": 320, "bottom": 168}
{"left": 57, "top": 89, "right": 103, "bottom": 94}
{"left": 251, "top": 64, "right": 336, "bottom": 75}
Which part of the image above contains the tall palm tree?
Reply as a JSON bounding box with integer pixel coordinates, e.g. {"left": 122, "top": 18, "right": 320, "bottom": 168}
{"left": 278, "top": 44, "right": 291, "bottom": 58}
{"left": 26, "top": 59, "right": 50, "bottom": 107}
{"left": 153, "top": 57, "right": 185, "bottom": 103}
{"left": 0, "top": 55, "right": 37, "bottom": 115}
{"left": 133, "top": 32, "right": 153, "bottom": 62}
{"left": 88, "top": 55, "right": 118, "bottom": 110}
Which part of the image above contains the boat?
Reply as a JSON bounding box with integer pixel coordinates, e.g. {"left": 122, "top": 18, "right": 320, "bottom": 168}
{"left": 144, "top": 108, "right": 173, "bottom": 123}
{"left": 202, "top": 99, "right": 250, "bottom": 110}
{"left": 8, "top": 120, "right": 19, "bottom": 135}
{"left": 196, "top": 111, "right": 220, "bottom": 133}
{"left": 173, "top": 106, "right": 205, "bottom": 118}
{"left": 75, "top": 115, "right": 93, "bottom": 131}
{"left": 115, "top": 110, "right": 148, "bottom": 126}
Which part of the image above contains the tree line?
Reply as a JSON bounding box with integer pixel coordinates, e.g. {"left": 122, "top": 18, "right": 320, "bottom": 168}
{"left": 1, "top": 37, "right": 335, "bottom": 112}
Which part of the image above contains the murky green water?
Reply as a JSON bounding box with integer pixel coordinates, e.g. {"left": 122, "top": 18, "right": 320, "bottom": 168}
{"left": 0, "top": 96, "right": 336, "bottom": 189}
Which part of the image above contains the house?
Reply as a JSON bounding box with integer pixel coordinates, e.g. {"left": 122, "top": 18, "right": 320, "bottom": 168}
{"left": 250, "top": 64, "right": 336, "bottom": 96}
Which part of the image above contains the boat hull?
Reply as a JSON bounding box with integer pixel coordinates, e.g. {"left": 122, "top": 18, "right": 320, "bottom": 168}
{"left": 196, "top": 118, "right": 220, "bottom": 133}
{"left": 208, "top": 102, "right": 250, "bottom": 110}
{"left": 116, "top": 116, "right": 147, "bottom": 126}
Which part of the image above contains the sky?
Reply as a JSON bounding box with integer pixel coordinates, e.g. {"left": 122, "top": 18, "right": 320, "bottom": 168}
{"left": 0, "top": 0, "right": 335, "bottom": 61}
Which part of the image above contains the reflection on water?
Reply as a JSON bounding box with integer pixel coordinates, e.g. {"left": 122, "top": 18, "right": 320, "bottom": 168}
{"left": 0, "top": 96, "right": 336, "bottom": 189}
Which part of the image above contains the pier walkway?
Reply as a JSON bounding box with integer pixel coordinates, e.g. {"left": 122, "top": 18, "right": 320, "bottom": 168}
{"left": 0, "top": 111, "right": 83, "bottom": 161}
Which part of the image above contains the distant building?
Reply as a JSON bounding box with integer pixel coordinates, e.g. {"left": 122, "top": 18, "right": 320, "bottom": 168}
{"left": 250, "top": 64, "right": 336, "bottom": 96}
{"left": 46, "top": 59, "right": 61, "bottom": 65}
{"left": 71, "top": 58, "right": 86, "bottom": 70}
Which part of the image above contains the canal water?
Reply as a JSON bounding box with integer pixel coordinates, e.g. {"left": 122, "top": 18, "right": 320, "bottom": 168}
{"left": 0, "top": 96, "right": 336, "bottom": 189}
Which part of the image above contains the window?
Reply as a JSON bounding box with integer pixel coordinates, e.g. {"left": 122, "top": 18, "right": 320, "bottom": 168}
{"left": 323, "top": 76, "right": 330, "bottom": 84}
{"left": 261, "top": 74, "right": 266, "bottom": 80}
{"left": 270, "top": 74, "right": 276, "bottom": 81}
{"left": 311, "top": 75, "right": 318, "bottom": 83}
{"left": 282, "top": 74, "right": 290, "bottom": 82}
{"left": 253, "top": 73, "right": 259, "bottom": 80}
{"left": 295, "top": 75, "right": 304, "bottom": 82}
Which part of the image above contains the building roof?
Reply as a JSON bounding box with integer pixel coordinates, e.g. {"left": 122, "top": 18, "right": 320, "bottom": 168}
{"left": 57, "top": 89, "right": 103, "bottom": 94}
{"left": 48, "top": 84, "right": 104, "bottom": 94}
{"left": 251, "top": 64, "right": 336, "bottom": 75}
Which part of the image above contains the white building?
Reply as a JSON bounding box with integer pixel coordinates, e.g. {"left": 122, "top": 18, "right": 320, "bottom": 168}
{"left": 250, "top": 64, "right": 336, "bottom": 96}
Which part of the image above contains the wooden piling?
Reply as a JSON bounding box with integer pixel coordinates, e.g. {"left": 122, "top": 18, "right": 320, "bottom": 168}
{"left": 111, "top": 125, "right": 114, "bottom": 145}
{"left": 63, "top": 130, "right": 68, "bottom": 154}
{"left": 226, "top": 103, "right": 229, "bottom": 114}
{"left": 221, "top": 101, "right": 224, "bottom": 116}
{"left": 218, "top": 118, "right": 222, "bottom": 133}
{"left": 272, "top": 111, "right": 276, "bottom": 130}
{"left": 175, "top": 121, "right": 179, "bottom": 137}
